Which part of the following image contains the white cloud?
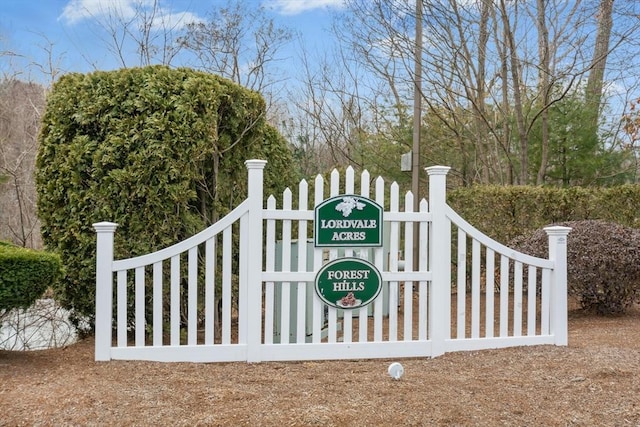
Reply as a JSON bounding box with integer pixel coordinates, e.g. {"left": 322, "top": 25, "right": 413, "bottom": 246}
{"left": 59, "top": 0, "right": 201, "bottom": 29}
{"left": 152, "top": 11, "right": 203, "bottom": 30}
{"left": 60, "top": 0, "right": 147, "bottom": 24}
{"left": 264, "top": 0, "right": 346, "bottom": 16}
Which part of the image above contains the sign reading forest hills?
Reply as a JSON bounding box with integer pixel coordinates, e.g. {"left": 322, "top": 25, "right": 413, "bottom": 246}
{"left": 315, "top": 258, "right": 382, "bottom": 310}
{"left": 314, "top": 195, "right": 383, "bottom": 247}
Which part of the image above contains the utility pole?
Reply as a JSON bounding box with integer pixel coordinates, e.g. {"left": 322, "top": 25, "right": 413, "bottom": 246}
{"left": 413, "top": 0, "right": 423, "bottom": 267}
{"left": 412, "top": 0, "right": 422, "bottom": 207}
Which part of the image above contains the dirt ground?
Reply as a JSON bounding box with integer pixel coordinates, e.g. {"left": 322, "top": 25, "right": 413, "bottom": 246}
{"left": 1, "top": 303, "right": 640, "bottom": 427}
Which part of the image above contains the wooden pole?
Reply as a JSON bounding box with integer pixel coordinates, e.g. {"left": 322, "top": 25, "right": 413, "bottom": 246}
{"left": 412, "top": 0, "right": 423, "bottom": 268}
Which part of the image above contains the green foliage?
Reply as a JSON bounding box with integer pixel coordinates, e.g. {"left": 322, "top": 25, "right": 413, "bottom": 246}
{"left": 528, "top": 92, "right": 635, "bottom": 186}
{"left": 448, "top": 184, "right": 640, "bottom": 243}
{"left": 36, "top": 66, "right": 296, "bottom": 328}
{"left": 511, "top": 221, "right": 640, "bottom": 315}
{"left": 0, "top": 241, "right": 62, "bottom": 312}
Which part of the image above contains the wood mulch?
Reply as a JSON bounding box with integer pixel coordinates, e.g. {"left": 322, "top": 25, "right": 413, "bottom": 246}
{"left": 1, "top": 304, "right": 639, "bottom": 426}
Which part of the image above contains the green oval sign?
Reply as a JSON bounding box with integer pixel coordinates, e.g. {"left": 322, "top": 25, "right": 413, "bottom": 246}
{"left": 315, "top": 258, "right": 382, "bottom": 310}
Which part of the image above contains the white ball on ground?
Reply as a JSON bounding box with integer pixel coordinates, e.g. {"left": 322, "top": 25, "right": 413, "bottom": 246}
{"left": 388, "top": 362, "right": 404, "bottom": 380}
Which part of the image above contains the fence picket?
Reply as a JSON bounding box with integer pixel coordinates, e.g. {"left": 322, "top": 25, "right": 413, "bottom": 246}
{"left": 403, "top": 191, "right": 414, "bottom": 341}
{"left": 135, "top": 266, "right": 145, "bottom": 346}
{"left": 330, "top": 169, "right": 339, "bottom": 195}
{"left": 297, "top": 180, "right": 308, "bottom": 344}
{"left": 528, "top": 265, "right": 537, "bottom": 336}
{"left": 471, "top": 239, "right": 481, "bottom": 339}
{"left": 541, "top": 269, "right": 551, "bottom": 335}
{"left": 222, "top": 227, "right": 232, "bottom": 344}
{"left": 264, "top": 196, "right": 277, "bottom": 345}
{"left": 117, "top": 270, "right": 127, "bottom": 347}
{"left": 204, "top": 238, "right": 215, "bottom": 345}
{"left": 389, "top": 182, "right": 400, "bottom": 342}
{"left": 499, "top": 255, "right": 509, "bottom": 337}
{"left": 188, "top": 247, "right": 197, "bottom": 345}
{"left": 238, "top": 214, "right": 248, "bottom": 344}
{"left": 358, "top": 170, "right": 371, "bottom": 342}
{"left": 345, "top": 166, "right": 354, "bottom": 193}
{"left": 312, "top": 175, "right": 324, "bottom": 344}
{"left": 280, "top": 189, "right": 292, "bottom": 344}
{"left": 153, "top": 261, "right": 163, "bottom": 346}
{"left": 457, "top": 230, "right": 467, "bottom": 339}
{"left": 485, "top": 248, "right": 495, "bottom": 338}
{"left": 373, "top": 176, "right": 385, "bottom": 342}
{"left": 514, "top": 261, "right": 523, "bottom": 337}
{"left": 343, "top": 310, "right": 353, "bottom": 344}
{"left": 170, "top": 255, "right": 180, "bottom": 346}
{"left": 419, "top": 199, "right": 429, "bottom": 341}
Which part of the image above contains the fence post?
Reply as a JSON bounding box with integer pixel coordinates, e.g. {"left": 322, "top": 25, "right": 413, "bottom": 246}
{"left": 544, "top": 225, "right": 571, "bottom": 346}
{"left": 93, "top": 221, "right": 118, "bottom": 361}
{"left": 426, "top": 165, "right": 451, "bottom": 357}
{"left": 245, "top": 159, "right": 267, "bottom": 362}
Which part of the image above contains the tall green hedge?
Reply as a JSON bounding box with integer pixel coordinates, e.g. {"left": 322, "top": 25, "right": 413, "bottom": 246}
{"left": 448, "top": 184, "right": 640, "bottom": 243}
{"left": 36, "top": 66, "right": 295, "bottom": 329}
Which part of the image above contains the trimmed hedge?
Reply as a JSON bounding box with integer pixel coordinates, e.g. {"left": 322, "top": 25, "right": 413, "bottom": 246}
{"left": 448, "top": 184, "right": 640, "bottom": 243}
{"left": 0, "top": 242, "right": 62, "bottom": 312}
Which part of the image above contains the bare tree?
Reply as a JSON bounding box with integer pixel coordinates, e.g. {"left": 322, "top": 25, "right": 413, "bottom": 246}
{"left": 327, "top": 0, "right": 640, "bottom": 186}
{"left": 80, "top": 0, "right": 187, "bottom": 68}
{"left": 282, "top": 0, "right": 426, "bottom": 185}
{"left": 179, "top": 0, "right": 293, "bottom": 111}
{"left": 0, "top": 79, "right": 45, "bottom": 248}
{"left": 29, "top": 35, "right": 65, "bottom": 86}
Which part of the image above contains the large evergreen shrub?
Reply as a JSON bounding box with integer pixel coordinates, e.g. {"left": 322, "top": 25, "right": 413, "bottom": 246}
{"left": 36, "top": 66, "right": 295, "bottom": 329}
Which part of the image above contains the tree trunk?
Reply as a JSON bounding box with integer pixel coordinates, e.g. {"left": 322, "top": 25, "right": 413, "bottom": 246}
{"left": 499, "top": 0, "right": 528, "bottom": 184}
{"left": 535, "top": 0, "right": 551, "bottom": 185}
{"left": 497, "top": 5, "right": 513, "bottom": 185}
{"left": 476, "top": 0, "right": 491, "bottom": 183}
{"left": 585, "top": 0, "right": 614, "bottom": 128}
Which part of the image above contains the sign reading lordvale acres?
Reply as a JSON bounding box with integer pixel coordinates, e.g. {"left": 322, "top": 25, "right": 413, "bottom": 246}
{"left": 314, "top": 195, "right": 383, "bottom": 247}
{"left": 313, "top": 195, "right": 384, "bottom": 309}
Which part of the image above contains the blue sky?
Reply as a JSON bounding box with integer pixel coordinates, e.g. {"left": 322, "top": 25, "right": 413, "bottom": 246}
{"left": 1, "top": 0, "right": 345, "bottom": 82}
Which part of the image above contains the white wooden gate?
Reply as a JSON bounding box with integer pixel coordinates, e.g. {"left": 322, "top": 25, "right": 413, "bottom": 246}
{"left": 94, "top": 160, "right": 570, "bottom": 362}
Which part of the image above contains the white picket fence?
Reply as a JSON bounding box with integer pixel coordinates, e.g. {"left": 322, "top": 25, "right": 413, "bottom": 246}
{"left": 93, "top": 159, "right": 570, "bottom": 362}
